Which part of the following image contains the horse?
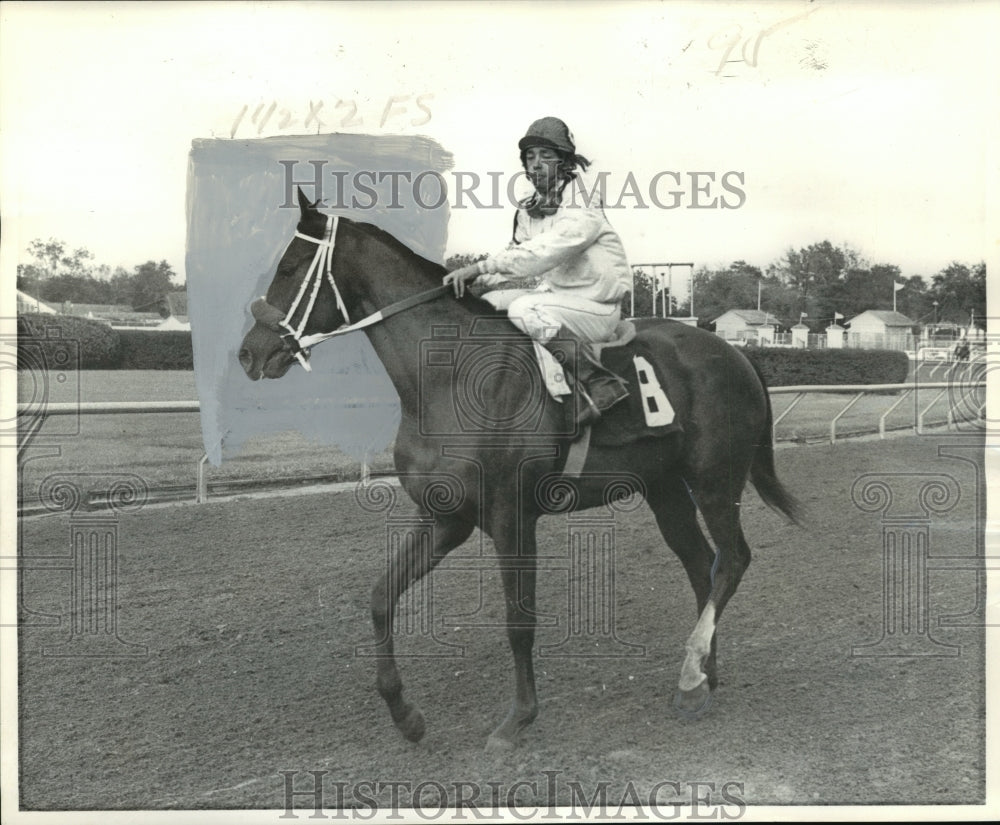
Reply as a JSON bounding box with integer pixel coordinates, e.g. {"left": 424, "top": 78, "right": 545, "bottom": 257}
{"left": 238, "top": 188, "right": 801, "bottom": 751}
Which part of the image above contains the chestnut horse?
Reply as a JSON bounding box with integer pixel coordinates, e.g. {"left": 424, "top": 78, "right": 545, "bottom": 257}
{"left": 239, "top": 190, "right": 799, "bottom": 750}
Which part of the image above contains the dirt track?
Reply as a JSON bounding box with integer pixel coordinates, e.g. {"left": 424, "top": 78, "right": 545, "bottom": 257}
{"left": 17, "top": 435, "right": 985, "bottom": 812}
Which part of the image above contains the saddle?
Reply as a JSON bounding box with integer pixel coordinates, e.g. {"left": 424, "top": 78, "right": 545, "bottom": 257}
{"left": 582, "top": 320, "right": 683, "bottom": 447}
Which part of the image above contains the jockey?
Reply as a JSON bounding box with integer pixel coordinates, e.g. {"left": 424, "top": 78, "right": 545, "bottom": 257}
{"left": 444, "top": 116, "right": 632, "bottom": 426}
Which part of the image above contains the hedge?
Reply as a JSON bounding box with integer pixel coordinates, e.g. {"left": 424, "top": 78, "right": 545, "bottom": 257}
{"left": 16, "top": 312, "right": 909, "bottom": 384}
{"left": 115, "top": 330, "right": 194, "bottom": 370}
{"left": 17, "top": 313, "right": 193, "bottom": 370}
{"left": 18, "top": 313, "right": 120, "bottom": 370}
{"left": 741, "top": 346, "right": 910, "bottom": 386}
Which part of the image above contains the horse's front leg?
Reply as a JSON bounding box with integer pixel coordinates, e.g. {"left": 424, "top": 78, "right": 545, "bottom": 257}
{"left": 486, "top": 515, "right": 540, "bottom": 752}
{"left": 371, "top": 514, "right": 474, "bottom": 742}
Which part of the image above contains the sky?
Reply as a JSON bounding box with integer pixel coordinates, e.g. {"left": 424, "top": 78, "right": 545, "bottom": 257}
{"left": 1, "top": 0, "right": 998, "bottom": 303}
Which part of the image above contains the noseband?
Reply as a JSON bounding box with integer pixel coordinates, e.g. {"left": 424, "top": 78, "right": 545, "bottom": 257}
{"left": 251, "top": 214, "right": 451, "bottom": 373}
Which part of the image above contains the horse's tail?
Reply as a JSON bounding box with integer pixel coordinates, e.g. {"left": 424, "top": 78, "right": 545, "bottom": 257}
{"left": 746, "top": 358, "right": 803, "bottom": 525}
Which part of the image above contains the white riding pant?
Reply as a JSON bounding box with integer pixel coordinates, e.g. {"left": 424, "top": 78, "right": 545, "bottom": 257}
{"left": 483, "top": 289, "right": 622, "bottom": 344}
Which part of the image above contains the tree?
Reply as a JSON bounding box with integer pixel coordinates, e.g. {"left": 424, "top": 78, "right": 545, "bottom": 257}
{"left": 930, "top": 261, "right": 986, "bottom": 326}
{"left": 626, "top": 266, "right": 700, "bottom": 319}
{"left": 44, "top": 273, "right": 112, "bottom": 305}
{"left": 128, "top": 260, "right": 177, "bottom": 314}
{"left": 17, "top": 238, "right": 185, "bottom": 311}
{"left": 25, "top": 238, "right": 93, "bottom": 279}
{"left": 774, "top": 241, "right": 857, "bottom": 295}
{"left": 830, "top": 263, "right": 907, "bottom": 319}
{"left": 895, "top": 274, "right": 932, "bottom": 322}
{"left": 771, "top": 241, "right": 866, "bottom": 321}
{"left": 108, "top": 267, "right": 135, "bottom": 306}
{"left": 629, "top": 268, "right": 656, "bottom": 317}
{"left": 27, "top": 238, "right": 67, "bottom": 278}
{"left": 18, "top": 238, "right": 101, "bottom": 304}
{"left": 16, "top": 263, "right": 46, "bottom": 296}
{"left": 691, "top": 261, "right": 772, "bottom": 327}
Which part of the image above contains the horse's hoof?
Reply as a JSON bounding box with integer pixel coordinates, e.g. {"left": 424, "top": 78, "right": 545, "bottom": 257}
{"left": 484, "top": 733, "right": 517, "bottom": 754}
{"left": 396, "top": 707, "right": 426, "bottom": 742}
{"left": 673, "top": 680, "right": 713, "bottom": 720}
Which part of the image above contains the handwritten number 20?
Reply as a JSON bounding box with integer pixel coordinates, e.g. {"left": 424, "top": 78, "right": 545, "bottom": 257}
{"left": 708, "top": 10, "right": 816, "bottom": 76}
{"left": 709, "top": 24, "right": 767, "bottom": 75}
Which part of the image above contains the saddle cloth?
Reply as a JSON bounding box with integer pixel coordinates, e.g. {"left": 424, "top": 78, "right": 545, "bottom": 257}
{"left": 536, "top": 320, "right": 683, "bottom": 446}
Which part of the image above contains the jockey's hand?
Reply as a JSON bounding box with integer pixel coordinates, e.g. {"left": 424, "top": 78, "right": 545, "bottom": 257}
{"left": 443, "top": 264, "right": 482, "bottom": 298}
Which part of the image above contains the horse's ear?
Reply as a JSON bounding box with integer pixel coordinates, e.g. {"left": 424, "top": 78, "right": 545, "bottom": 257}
{"left": 297, "top": 187, "right": 312, "bottom": 215}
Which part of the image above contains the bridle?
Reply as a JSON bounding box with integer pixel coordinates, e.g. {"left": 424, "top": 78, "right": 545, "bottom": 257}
{"left": 250, "top": 214, "right": 450, "bottom": 372}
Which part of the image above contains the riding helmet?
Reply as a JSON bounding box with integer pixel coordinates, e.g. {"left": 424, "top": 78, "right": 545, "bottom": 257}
{"left": 518, "top": 117, "right": 576, "bottom": 155}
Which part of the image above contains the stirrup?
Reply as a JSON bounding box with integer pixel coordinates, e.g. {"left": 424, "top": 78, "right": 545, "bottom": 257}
{"left": 574, "top": 386, "right": 603, "bottom": 427}
{"left": 588, "top": 379, "right": 630, "bottom": 413}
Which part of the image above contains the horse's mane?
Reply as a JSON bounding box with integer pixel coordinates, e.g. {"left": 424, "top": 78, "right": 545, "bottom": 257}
{"left": 344, "top": 216, "right": 506, "bottom": 318}
{"left": 346, "top": 218, "right": 445, "bottom": 278}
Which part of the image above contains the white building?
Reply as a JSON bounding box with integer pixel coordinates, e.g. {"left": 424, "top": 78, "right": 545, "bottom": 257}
{"left": 713, "top": 309, "right": 781, "bottom": 345}
{"left": 844, "top": 310, "right": 916, "bottom": 350}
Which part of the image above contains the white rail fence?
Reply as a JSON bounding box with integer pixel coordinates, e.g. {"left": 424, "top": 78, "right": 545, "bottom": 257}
{"left": 767, "top": 383, "right": 981, "bottom": 443}
{"left": 18, "top": 381, "right": 985, "bottom": 505}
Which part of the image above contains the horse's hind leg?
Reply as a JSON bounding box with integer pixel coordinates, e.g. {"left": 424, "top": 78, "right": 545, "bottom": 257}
{"left": 672, "top": 479, "right": 754, "bottom": 718}
{"left": 371, "top": 514, "right": 474, "bottom": 742}
{"left": 646, "top": 476, "right": 720, "bottom": 691}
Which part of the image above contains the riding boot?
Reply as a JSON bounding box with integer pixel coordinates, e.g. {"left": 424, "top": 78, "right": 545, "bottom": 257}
{"left": 542, "top": 327, "right": 630, "bottom": 427}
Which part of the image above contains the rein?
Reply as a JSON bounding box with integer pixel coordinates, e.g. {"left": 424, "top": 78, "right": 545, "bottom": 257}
{"left": 252, "top": 215, "right": 450, "bottom": 372}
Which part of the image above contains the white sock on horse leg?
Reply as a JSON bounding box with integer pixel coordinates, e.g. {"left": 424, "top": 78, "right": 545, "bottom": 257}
{"left": 678, "top": 602, "right": 716, "bottom": 692}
